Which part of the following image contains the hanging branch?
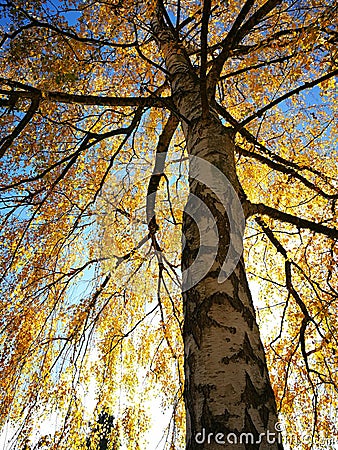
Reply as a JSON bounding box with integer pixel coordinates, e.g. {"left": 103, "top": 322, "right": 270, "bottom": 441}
{"left": 146, "top": 113, "right": 179, "bottom": 250}
{"left": 255, "top": 217, "right": 333, "bottom": 413}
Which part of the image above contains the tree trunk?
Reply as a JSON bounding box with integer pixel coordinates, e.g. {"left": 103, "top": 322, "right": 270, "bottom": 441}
{"left": 151, "top": 13, "right": 283, "bottom": 449}
{"left": 181, "top": 115, "right": 283, "bottom": 450}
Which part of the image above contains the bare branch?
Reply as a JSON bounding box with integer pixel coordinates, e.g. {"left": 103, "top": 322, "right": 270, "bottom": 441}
{"left": 248, "top": 202, "right": 338, "bottom": 239}
{"left": 0, "top": 77, "right": 173, "bottom": 108}
{"left": 237, "top": 145, "right": 338, "bottom": 200}
{"left": 0, "top": 95, "right": 40, "bottom": 158}
{"left": 240, "top": 69, "right": 338, "bottom": 127}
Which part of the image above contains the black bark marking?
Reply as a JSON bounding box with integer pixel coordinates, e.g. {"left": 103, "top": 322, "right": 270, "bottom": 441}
{"left": 184, "top": 352, "right": 198, "bottom": 444}
{"left": 242, "top": 333, "right": 266, "bottom": 376}
{"left": 231, "top": 271, "right": 256, "bottom": 330}
{"left": 258, "top": 404, "right": 270, "bottom": 429}
{"left": 220, "top": 333, "right": 265, "bottom": 375}
{"left": 199, "top": 384, "right": 217, "bottom": 431}
{"left": 243, "top": 409, "right": 261, "bottom": 449}
{"left": 183, "top": 288, "right": 203, "bottom": 348}
{"left": 241, "top": 371, "right": 275, "bottom": 412}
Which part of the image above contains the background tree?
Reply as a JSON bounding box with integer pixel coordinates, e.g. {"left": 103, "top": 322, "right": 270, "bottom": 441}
{"left": 0, "top": 0, "right": 337, "bottom": 449}
{"left": 86, "top": 409, "right": 118, "bottom": 450}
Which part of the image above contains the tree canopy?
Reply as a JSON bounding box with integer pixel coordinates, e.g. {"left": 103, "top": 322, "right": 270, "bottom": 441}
{"left": 0, "top": 0, "right": 337, "bottom": 449}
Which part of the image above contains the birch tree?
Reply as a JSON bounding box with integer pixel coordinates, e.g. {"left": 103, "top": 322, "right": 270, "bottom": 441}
{"left": 0, "top": 0, "right": 337, "bottom": 449}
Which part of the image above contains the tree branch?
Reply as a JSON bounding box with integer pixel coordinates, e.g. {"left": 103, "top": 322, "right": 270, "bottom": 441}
{"left": 237, "top": 145, "right": 338, "bottom": 200}
{"left": 208, "top": 0, "right": 281, "bottom": 89}
{"left": 200, "top": 0, "right": 211, "bottom": 118}
{"left": 235, "top": 0, "right": 282, "bottom": 43}
{"left": 240, "top": 69, "right": 338, "bottom": 127}
{"left": 147, "top": 113, "right": 179, "bottom": 249}
{"left": 219, "top": 54, "right": 295, "bottom": 81}
{"left": 247, "top": 202, "right": 338, "bottom": 239}
{"left": 158, "top": 0, "right": 178, "bottom": 39}
{"left": 0, "top": 95, "right": 40, "bottom": 158}
{"left": 3, "top": 1, "right": 137, "bottom": 48}
{"left": 255, "top": 217, "right": 316, "bottom": 386}
{"left": 207, "top": 0, "right": 255, "bottom": 89}
{"left": 0, "top": 77, "right": 172, "bottom": 108}
{"left": 150, "top": 0, "right": 198, "bottom": 86}
{"left": 215, "top": 101, "right": 337, "bottom": 198}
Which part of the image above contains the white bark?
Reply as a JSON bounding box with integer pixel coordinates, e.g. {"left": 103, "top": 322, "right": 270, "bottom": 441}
{"left": 151, "top": 10, "right": 283, "bottom": 449}
{"left": 182, "top": 118, "right": 282, "bottom": 450}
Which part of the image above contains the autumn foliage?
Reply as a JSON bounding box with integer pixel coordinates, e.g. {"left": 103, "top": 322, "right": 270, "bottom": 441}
{"left": 0, "top": 0, "right": 337, "bottom": 449}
